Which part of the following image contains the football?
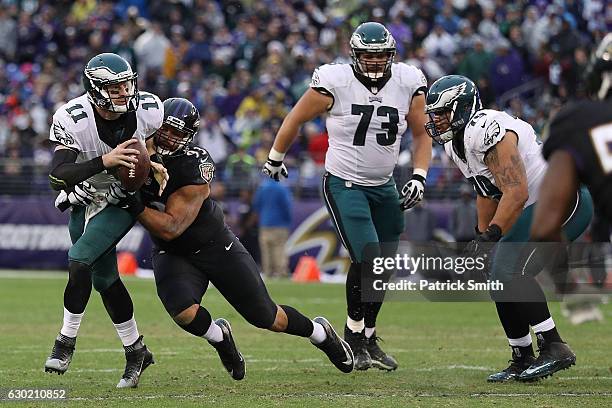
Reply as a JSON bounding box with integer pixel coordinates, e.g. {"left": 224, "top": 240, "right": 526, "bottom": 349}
{"left": 115, "top": 138, "right": 150, "bottom": 192}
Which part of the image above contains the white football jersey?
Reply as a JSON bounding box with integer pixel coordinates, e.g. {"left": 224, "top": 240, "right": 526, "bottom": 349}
{"left": 444, "top": 109, "right": 547, "bottom": 207}
{"left": 311, "top": 63, "right": 427, "bottom": 186}
{"left": 49, "top": 91, "right": 163, "bottom": 192}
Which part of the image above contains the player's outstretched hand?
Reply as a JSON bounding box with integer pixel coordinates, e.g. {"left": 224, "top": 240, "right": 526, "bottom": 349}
{"left": 400, "top": 174, "right": 426, "bottom": 211}
{"left": 102, "top": 139, "right": 140, "bottom": 169}
{"left": 151, "top": 161, "right": 169, "bottom": 196}
{"left": 262, "top": 158, "right": 288, "bottom": 181}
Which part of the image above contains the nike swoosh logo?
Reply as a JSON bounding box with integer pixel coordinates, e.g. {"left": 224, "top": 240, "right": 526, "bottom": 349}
{"left": 225, "top": 242, "right": 233, "bottom": 251}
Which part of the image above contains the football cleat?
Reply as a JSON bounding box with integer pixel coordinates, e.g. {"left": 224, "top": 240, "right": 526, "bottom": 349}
{"left": 344, "top": 326, "right": 372, "bottom": 371}
{"left": 208, "top": 318, "right": 245, "bottom": 380}
{"left": 518, "top": 336, "right": 576, "bottom": 382}
{"left": 44, "top": 333, "right": 76, "bottom": 375}
{"left": 366, "top": 332, "right": 398, "bottom": 371}
{"left": 312, "top": 317, "right": 354, "bottom": 373}
{"left": 487, "top": 347, "right": 535, "bottom": 382}
{"left": 116, "top": 336, "right": 154, "bottom": 388}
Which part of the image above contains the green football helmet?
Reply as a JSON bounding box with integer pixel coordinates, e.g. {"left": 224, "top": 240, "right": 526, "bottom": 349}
{"left": 82, "top": 53, "right": 139, "bottom": 113}
{"left": 350, "top": 22, "right": 396, "bottom": 81}
{"left": 584, "top": 33, "right": 612, "bottom": 100}
{"left": 425, "top": 75, "right": 482, "bottom": 144}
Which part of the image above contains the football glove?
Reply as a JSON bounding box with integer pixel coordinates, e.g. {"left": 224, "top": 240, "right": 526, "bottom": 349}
{"left": 55, "top": 181, "right": 97, "bottom": 212}
{"left": 105, "top": 182, "right": 144, "bottom": 216}
{"left": 400, "top": 173, "right": 426, "bottom": 211}
{"left": 464, "top": 224, "right": 502, "bottom": 257}
{"left": 262, "top": 158, "right": 288, "bottom": 181}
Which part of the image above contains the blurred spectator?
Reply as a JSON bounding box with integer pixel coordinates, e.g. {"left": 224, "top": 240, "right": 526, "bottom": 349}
{"left": 449, "top": 185, "right": 477, "bottom": 242}
{"left": 196, "top": 108, "right": 231, "bottom": 167}
{"left": 0, "top": 7, "right": 17, "bottom": 59}
{"left": 253, "top": 178, "right": 292, "bottom": 278}
{"left": 404, "top": 201, "right": 436, "bottom": 242}
{"left": 134, "top": 20, "right": 169, "bottom": 74}
{"left": 225, "top": 145, "right": 256, "bottom": 193}
{"left": 236, "top": 188, "right": 261, "bottom": 265}
{"left": 423, "top": 24, "right": 457, "bottom": 68}
{"left": 489, "top": 39, "right": 525, "bottom": 97}
{"left": 457, "top": 36, "right": 493, "bottom": 82}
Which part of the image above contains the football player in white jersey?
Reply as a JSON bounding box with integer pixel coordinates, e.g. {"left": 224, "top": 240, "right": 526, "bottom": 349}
{"left": 44, "top": 53, "right": 165, "bottom": 388}
{"left": 425, "top": 75, "right": 593, "bottom": 382}
{"left": 263, "top": 22, "right": 432, "bottom": 371}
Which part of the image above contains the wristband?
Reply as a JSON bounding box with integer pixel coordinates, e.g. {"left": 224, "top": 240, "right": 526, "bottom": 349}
{"left": 268, "top": 148, "right": 286, "bottom": 162}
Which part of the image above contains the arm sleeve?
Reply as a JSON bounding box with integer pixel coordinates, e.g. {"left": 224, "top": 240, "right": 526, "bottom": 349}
{"left": 49, "top": 149, "right": 105, "bottom": 190}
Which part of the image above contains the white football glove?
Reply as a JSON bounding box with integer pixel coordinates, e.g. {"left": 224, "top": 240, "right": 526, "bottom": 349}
{"left": 55, "top": 181, "right": 97, "bottom": 211}
{"left": 262, "top": 158, "right": 288, "bottom": 181}
{"left": 400, "top": 174, "right": 426, "bottom": 211}
{"left": 105, "top": 182, "right": 131, "bottom": 206}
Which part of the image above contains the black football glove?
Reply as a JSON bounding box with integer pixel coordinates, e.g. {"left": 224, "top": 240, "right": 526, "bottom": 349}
{"left": 105, "top": 182, "right": 144, "bottom": 217}
{"left": 464, "top": 224, "right": 502, "bottom": 279}
{"left": 55, "top": 181, "right": 97, "bottom": 212}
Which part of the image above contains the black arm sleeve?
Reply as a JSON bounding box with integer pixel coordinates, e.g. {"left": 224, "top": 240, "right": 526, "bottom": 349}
{"left": 49, "top": 149, "right": 105, "bottom": 190}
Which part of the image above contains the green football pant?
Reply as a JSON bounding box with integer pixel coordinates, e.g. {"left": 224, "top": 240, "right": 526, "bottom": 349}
{"left": 68, "top": 205, "right": 136, "bottom": 292}
{"left": 322, "top": 173, "right": 404, "bottom": 263}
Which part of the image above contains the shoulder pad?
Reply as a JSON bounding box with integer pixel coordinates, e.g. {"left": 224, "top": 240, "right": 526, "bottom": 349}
{"left": 464, "top": 110, "right": 509, "bottom": 155}
{"left": 137, "top": 91, "right": 164, "bottom": 137}
{"left": 396, "top": 63, "right": 428, "bottom": 91}
{"left": 185, "top": 145, "right": 215, "bottom": 184}
{"left": 310, "top": 63, "right": 351, "bottom": 93}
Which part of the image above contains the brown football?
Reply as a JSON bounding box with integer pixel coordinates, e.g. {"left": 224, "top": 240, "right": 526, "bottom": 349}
{"left": 115, "top": 138, "right": 151, "bottom": 192}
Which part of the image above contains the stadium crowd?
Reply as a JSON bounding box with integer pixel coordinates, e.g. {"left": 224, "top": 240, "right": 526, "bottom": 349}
{"left": 0, "top": 0, "right": 609, "bottom": 197}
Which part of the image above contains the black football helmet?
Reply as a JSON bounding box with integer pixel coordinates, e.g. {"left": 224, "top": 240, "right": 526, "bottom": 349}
{"left": 154, "top": 98, "right": 200, "bottom": 155}
{"left": 585, "top": 33, "right": 612, "bottom": 100}
{"left": 82, "top": 53, "right": 139, "bottom": 113}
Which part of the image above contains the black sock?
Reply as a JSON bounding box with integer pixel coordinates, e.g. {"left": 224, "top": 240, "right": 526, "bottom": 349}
{"left": 64, "top": 261, "right": 93, "bottom": 314}
{"left": 512, "top": 344, "right": 535, "bottom": 359}
{"left": 495, "top": 302, "right": 530, "bottom": 340}
{"left": 279, "top": 305, "right": 314, "bottom": 337}
{"left": 346, "top": 262, "right": 363, "bottom": 321}
{"left": 100, "top": 279, "right": 134, "bottom": 324}
{"left": 180, "top": 306, "right": 213, "bottom": 337}
{"left": 537, "top": 327, "right": 563, "bottom": 344}
{"left": 364, "top": 302, "right": 383, "bottom": 328}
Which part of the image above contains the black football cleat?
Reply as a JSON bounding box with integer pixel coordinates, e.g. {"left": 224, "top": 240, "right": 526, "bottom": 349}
{"left": 518, "top": 336, "right": 576, "bottom": 382}
{"left": 117, "top": 336, "right": 154, "bottom": 388}
{"left": 208, "top": 318, "right": 245, "bottom": 380}
{"left": 44, "top": 333, "right": 76, "bottom": 375}
{"left": 366, "top": 332, "right": 398, "bottom": 371}
{"left": 312, "top": 317, "right": 354, "bottom": 373}
{"left": 344, "top": 326, "right": 372, "bottom": 371}
{"left": 487, "top": 347, "right": 536, "bottom": 382}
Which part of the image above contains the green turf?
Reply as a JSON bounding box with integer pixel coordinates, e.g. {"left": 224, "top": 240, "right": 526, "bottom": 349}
{"left": 0, "top": 273, "right": 610, "bottom": 407}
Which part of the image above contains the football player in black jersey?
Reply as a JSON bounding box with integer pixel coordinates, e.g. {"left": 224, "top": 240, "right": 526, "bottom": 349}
{"left": 126, "top": 98, "right": 354, "bottom": 379}
{"left": 529, "top": 34, "right": 612, "bottom": 379}
{"left": 532, "top": 33, "right": 612, "bottom": 240}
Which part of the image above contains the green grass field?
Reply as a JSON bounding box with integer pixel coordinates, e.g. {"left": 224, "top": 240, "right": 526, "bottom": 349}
{"left": 0, "top": 272, "right": 610, "bottom": 407}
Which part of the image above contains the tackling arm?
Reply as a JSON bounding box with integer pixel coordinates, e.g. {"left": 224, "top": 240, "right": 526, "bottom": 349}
{"left": 137, "top": 183, "right": 208, "bottom": 241}
{"left": 530, "top": 150, "right": 579, "bottom": 241}
{"left": 484, "top": 132, "right": 529, "bottom": 234}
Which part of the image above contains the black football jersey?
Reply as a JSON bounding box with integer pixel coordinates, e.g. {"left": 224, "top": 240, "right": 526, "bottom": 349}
{"left": 141, "top": 144, "right": 226, "bottom": 253}
{"left": 542, "top": 99, "right": 612, "bottom": 220}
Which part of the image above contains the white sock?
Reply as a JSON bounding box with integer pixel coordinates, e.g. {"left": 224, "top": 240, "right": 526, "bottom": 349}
{"left": 346, "top": 317, "right": 365, "bottom": 333}
{"left": 60, "top": 307, "right": 84, "bottom": 338}
{"left": 532, "top": 317, "right": 555, "bottom": 333}
{"left": 309, "top": 321, "right": 327, "bottom": 344}
{"left": 508, "top": 333, "right": 532, "bottom": 347}
{"left": 114, "top": 316, "right": 140, "bottom": 346}
{"left": 365, "top": 327, "right": 375, "bottom": 339}
{"left": 203, "top": 321, "right": 223, "bottom": 343}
